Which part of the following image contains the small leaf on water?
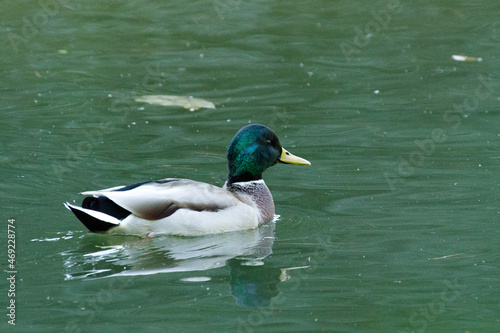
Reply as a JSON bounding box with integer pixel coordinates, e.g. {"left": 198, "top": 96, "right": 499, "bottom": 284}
{"left": 135, "top": 95, "right": 215, "bottom": 111}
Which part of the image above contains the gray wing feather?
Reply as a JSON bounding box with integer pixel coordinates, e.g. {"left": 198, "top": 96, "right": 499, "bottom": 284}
{"left": 82, "top": 178, "right": 241, "bottom": 220}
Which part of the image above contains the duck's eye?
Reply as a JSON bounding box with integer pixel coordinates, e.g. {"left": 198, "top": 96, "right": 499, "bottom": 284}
{"left": 266, "top": 139, "right": 271, "bottom": 144}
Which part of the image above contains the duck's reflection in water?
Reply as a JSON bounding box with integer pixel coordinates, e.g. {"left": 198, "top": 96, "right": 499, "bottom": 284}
{"left": 61, "top": 222, "right": 295, "bottom": 307}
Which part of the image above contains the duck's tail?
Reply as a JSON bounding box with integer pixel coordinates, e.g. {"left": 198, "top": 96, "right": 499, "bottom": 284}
{"left": 64, "top": 202, "right": 121, "bottom": 233}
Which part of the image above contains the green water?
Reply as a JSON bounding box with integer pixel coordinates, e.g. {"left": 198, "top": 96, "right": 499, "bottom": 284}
{"left": 2, "top": 1, "right": 500, "bottom": 332}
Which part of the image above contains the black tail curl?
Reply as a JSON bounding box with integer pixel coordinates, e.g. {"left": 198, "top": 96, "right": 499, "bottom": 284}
{"left": 82, "top": 196, "right": 131, "bottom": 220}
{"left": 66, "top": 197, "right": 132, "bottom": 233}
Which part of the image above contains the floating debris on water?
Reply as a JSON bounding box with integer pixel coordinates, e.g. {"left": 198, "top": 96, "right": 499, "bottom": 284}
{"left": 452, "top": 55, "right": 482, "bottom": 62}
{"left": 135, "top": 95, "right": 216, "bottom": 111}
{"left": 430, "top": 253, "right": 464, "bottom": 260}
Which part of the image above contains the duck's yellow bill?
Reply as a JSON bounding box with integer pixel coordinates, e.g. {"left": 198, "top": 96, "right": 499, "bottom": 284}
{"left": 278, "top": 148, "right": 311, "bottom": 165}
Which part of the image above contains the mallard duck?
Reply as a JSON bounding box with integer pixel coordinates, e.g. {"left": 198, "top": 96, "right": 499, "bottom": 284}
{"left": 64, "top": 124, "right": 310, "bottom": 237}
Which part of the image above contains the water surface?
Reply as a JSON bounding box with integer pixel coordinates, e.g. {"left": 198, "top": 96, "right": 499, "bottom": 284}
{"left": 2, "top": 1, "right": 500, "bottom": 332}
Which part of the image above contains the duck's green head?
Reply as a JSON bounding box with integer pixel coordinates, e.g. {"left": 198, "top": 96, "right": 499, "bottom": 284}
{"left": 227, "top": 124, "right": 310, "bottom": 184}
